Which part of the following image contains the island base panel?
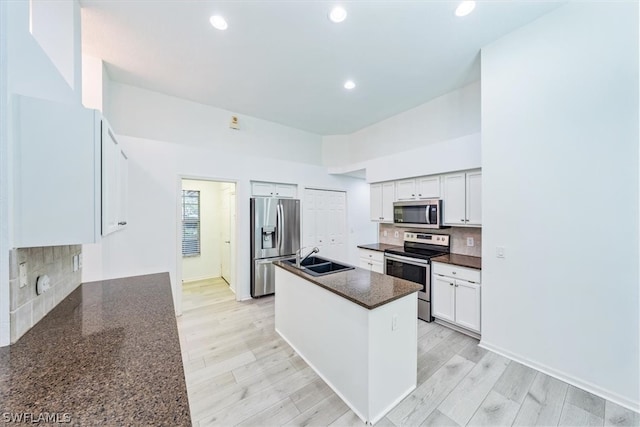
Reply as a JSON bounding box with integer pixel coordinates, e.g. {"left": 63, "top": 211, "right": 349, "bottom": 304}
{"left": 275, "top": 268, "right": 417, "bottom": 424}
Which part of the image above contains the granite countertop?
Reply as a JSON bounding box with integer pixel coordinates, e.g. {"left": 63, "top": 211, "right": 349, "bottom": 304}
{"left": 274, "top": 261, "right": 421, "bottom": 310}
{"left": 0, "top": 273, "right": 191, "bottom": 426}
{"left": 431, "top": 253, "right": 482, "bottom": 270}
{"left": 356, "top": 243, "right": 404, "bottom": 252}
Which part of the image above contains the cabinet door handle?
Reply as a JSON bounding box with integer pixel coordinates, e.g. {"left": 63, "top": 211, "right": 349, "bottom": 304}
{"left": 455, "top": 284, "right": 459, "bottom": 287}
{"left": 418, "top": 194, "right": 422, "bottom": 197}
{"left": 449, "top": 283, "right": 454, "bottom": 286}
{"left": 452, "top": 271, "right": 456, "bottom": 275}
{"left": 118, "top": 221, "right": 127, "bottom": 226}
{"left": 460, "top": 219, "right": 465, "bottom": 222}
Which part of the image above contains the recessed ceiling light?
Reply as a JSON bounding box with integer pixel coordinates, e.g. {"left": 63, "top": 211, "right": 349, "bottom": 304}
{"left": 329, "top": 6, "right": 347, "bottom": 23}
{"left": 344, "top": 80, "right": 356, "bottom": 90}
{"left": 455, "top": 1, "right": 476, "bottom": 17}
{"left": 210, "top": 15, "right": 228, "bottom": 30}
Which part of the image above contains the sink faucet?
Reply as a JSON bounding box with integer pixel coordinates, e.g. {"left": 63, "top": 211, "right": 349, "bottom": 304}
{"left": 296, "top": 247, "right": 319, "bottom": 268}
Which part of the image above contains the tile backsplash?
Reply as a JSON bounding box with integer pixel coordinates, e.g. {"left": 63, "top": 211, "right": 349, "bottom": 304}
{"left": 9, "top": 245, "right": 82, "bottom": 343}
{"left": 379, "top": 224, "right": 482, "bottom": 257}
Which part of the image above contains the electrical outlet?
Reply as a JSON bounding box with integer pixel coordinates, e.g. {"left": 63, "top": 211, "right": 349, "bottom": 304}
{"left": 72, "top": 255, "right": 79, "bottom": 272}
{"left": 19, "top": 262, "right": 27, "bottom": 288}
{"left": 496, "top": 246, "right": 506, "bottom": 258}
{"left": 392, "top": 314, "right": 398, "bottom": 331}
{"left": 467, "top": 237, "right": 474, "bottom": 247}
{"left": 78, "top": 253, "right": 83, "bottom": 269}
{"left": 383, "top": 230, "right": 388, "bottom": 237}
{"left": 394, "top": 231, "right": 399, "bottom": 238}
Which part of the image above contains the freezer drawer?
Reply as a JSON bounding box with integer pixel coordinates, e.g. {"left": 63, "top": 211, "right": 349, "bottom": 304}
{"left": 252, "top": 256, "right": 293, "bottom": 297}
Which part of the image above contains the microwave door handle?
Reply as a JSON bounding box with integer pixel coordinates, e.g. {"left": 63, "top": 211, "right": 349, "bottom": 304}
{"left": 425, "top": 206, "right": 431, "bottom": 224}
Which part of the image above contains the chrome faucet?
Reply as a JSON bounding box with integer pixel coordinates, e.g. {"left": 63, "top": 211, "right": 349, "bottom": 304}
{"left": 296, "top": 246, "right": 319, "bottom": 268}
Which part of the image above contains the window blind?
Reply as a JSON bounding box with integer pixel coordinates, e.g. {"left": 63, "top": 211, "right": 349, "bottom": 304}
{"left": 182, "top": 190, "right": 201, "bottom": 257}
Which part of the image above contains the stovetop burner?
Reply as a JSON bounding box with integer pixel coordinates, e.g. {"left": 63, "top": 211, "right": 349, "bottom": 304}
{"left": 385, "top": 247, "right": 448, "bottom": 260}
{"left": 384, "top": 232, "right": 451, "bottom": 261}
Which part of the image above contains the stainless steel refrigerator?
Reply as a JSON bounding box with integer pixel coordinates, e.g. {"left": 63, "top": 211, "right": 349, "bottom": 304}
{"left": 250, "top": 197, "right": 300, "bottom": 297}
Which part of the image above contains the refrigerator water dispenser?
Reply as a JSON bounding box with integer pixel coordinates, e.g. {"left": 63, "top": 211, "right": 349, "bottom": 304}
{"left": 262, "top": 226, "right": 275, "bottom": 249}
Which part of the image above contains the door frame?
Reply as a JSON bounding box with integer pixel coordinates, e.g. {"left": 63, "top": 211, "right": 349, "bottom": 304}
{"left": 175, "top": 175, "right": 239, "bottom": 316}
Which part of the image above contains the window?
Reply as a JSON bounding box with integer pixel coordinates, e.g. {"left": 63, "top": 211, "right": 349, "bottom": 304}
{"left": 182, "top": 190, "right": 200, "bottom": 257}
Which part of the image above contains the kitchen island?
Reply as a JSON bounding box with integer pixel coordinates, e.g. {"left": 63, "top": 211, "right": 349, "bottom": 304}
{"left": 0, "top": 273, "right": 190, "bottom": 426}
{"left": 274, "top": 261, "right": 421, "bottom": 424}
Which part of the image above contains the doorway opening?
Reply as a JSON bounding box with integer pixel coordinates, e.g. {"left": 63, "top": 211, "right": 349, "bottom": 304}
{"left": 180, "top": 179, "right": 237, "bottom": 311}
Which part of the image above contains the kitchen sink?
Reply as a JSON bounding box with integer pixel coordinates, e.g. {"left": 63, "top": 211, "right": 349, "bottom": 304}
{"left": 283, "top": 256, "right": 355, "bottom": 276}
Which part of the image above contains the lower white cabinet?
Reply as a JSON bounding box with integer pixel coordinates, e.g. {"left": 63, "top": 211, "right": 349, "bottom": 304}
{"left": 358, "top": 248, "right": 384, "bottom": 274}
{"left": 432, "top": 262, "right": 481, "bottom": 334}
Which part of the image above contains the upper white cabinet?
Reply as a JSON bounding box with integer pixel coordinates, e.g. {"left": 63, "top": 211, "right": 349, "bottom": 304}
{"left": 13, "top": 95, "right": 101, "bottom": 247}
{"left": 396, "top": 176, "right": 440, "bottom": 201}
{"left": 442, "top": 170, "right": 481, "bottom": 226}
{"left": 417, "top": 176, "right": 441, "bottom": 199}
{"left": 252, "top": 181, "right": 297, "bottom": 198}
{"left": 370, "top": 182, "right": 394, "bottom": 222}
{"left": 13, "top": 95, "right": 128, "bottom": 247}
{"left": 101, "top": 118, "right": 128, "bottom": 236}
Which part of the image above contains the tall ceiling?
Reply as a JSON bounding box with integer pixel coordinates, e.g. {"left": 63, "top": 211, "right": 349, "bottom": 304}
{"left": 80, "top": 1, "right": 564, "bottom": 135}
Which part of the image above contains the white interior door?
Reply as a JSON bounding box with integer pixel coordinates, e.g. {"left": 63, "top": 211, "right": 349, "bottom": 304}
{"left": 303, "top": 188, "right": 347, "bottom": 262}
{"left": 228, "top": 191, "right": 236, "bottom": 292}
{"left": 221, "top": 188, "right": 231, "bottom": 285}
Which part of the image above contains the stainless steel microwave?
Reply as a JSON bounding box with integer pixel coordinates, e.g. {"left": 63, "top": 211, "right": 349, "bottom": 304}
{"left": 393, "top": 199, "right": 446, "bottom": 229}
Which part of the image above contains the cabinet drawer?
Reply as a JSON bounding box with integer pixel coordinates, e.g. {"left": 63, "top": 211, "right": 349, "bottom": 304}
{"left": 358, "top": 249, "right": 384, "bottom": 263}
{"left": 432, "top": 262, "right": 481, "bottom": 283}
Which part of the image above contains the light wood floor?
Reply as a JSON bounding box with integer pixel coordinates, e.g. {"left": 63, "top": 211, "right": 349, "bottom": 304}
{"left": 178, "top": 278, "right": 639, "bottom": 427}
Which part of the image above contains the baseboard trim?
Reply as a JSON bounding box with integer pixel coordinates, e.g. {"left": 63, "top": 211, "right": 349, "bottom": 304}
{"left": 433, "top": 318, "right": 480, "bottom": 340}
{"left": 479, "top": 340, "right": 640, "bottom": 413}
{"left": 181, "top": 275, "right": 219, "bottom": 284}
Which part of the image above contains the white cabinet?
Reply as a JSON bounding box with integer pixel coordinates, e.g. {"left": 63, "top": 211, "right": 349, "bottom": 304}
{"left": 358, "top": 248, "right": 384, "bottom": 274}
{"left": 13, "top": 95, "right": 128, "bottom": 246}
{"left": 13, "top": 96, "right": 100, "bottom": 247}
{"left": 101, "top": 119, "right": 128, "bottom": 236}
{"left": 252, "top": 181, "right": 297, "bottom": 198}
{"left": 417, "top": 176, "right": 440, "bottom": 199}
{"left": 370, "top": 182, "right": 394, "bottom": 222}
{"left": 303, "top": 189, "right": 347, "bottom": 261}
{"left": 395, "top": 179, "right": 416, "bottom": 201}
{"left": 432, "top": 262, "right": 481, "bottom": 334}
{"left": 396, "top": 176, "right": 440, "bottom": 201}
{"left": 442, "top": 170, "right": 481, "bottom": 226}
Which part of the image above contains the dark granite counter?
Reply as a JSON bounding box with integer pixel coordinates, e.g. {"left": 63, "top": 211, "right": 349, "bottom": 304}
{"left": 274, "top": 261, "right": 421, "bottom": 310}
{"left": 431, "top": 253, "right": 482, "bottom": 270}
{"left": 0, "top": 273, "right": 191, "bottom": 426}
{"left": 357, "top": 243, "right": 403, "bottom": 252}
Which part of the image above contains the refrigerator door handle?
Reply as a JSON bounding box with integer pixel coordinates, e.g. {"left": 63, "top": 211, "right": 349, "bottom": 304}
{"left": 276, "top": 203, "right": 283, "bottom": 253}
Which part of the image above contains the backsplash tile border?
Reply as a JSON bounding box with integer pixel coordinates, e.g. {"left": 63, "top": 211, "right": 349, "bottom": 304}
{"left": 9, "top": 245, "right": 82, "bottom": 343}
{"left": 378, "top": 224, "right": 481, "bottom": 257}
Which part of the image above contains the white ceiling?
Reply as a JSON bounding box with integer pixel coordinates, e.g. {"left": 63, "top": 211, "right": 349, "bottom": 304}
{"left": 80, "top": 1, "right": 564, "bottom": 135}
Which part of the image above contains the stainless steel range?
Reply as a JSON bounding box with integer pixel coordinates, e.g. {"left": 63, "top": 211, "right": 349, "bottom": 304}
{"left": 384, "top": 232, "right": 450, "bottom": 322}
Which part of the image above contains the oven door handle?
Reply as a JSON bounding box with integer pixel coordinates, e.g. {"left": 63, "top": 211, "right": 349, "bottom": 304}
{"left": 384, "top": 253, "right": 430, "bottom": 267}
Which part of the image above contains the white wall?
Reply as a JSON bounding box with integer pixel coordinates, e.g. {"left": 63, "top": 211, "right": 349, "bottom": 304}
{"left": 322, "top": 81, "right": 482, "bottom": 181}
{"left": 30, "top": 0, "right": 77, "bottom": 91}
{"left": 83, "top": 83, "right": 376, "bottom": 309}
{"left": 105, "top": 82, "right": 323, "bottom": 165}
{"left": 1, "top": 0, "right": 81, "bottom": 346}
{"left": 181, "top": 179, "right": 222, "bottom": 282}
{"left": 481, "top": 2, "right": 639, "bottom": 410}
